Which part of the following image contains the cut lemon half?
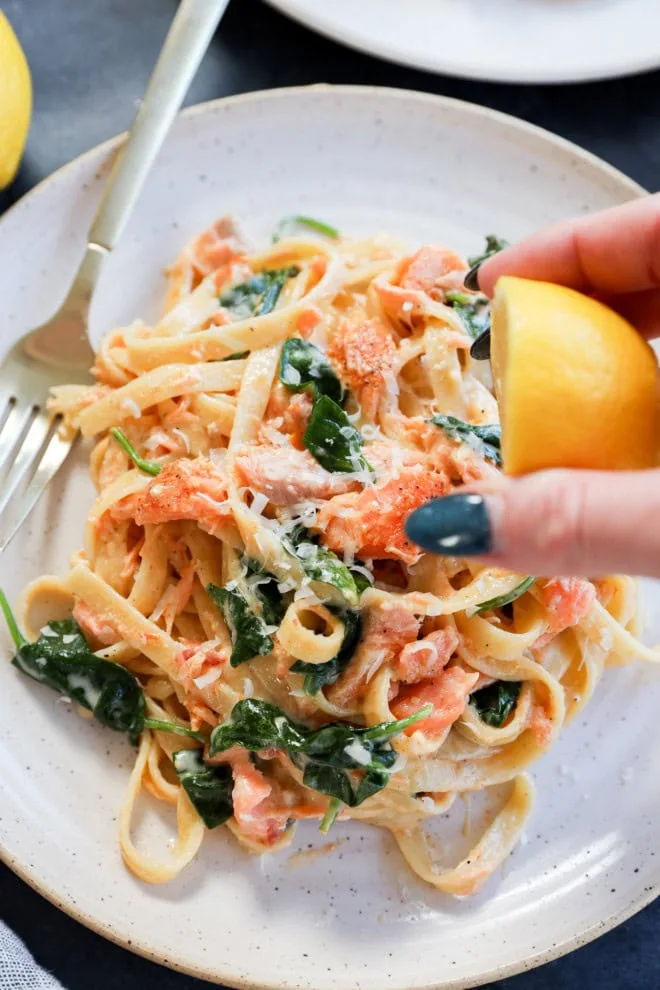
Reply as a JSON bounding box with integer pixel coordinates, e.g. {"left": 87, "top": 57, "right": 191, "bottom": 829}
{"left": 0, "top": 11, "right": 32, "bottom": 190}
{"left": 491, "top": 276, "right": 660, "bottom": 475}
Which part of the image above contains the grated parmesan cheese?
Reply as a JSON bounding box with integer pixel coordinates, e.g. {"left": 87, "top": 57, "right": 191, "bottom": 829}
{"left": 350, "top": 564, "right": 374, "bottom": 585}
{"left": 144, "top": 430, "right": 169, "bottom": 451}
{"left": 361, "top": 423, "right": 383, "bottom": 441}
{"left": 250, "top": 491, "right": 269, "bottom": 516}
{"left": 343, "top": 739, "right": 372, "bottom": 767}
{"left": 389, "top": 752, "right": 408, "bottom": 774}
{"left": 294, "top": 586, "right": 320, "bottom": 603}
{"left": 364, "top": 648, "right": 388, "bottom": 684}
{"left": 194, "top": 668, "right": 221, "bottom": 690}
{"left": 402, "top": 641, "right": 435, "bottom": 659}
{"left": 196, "top": 492, "right": 231, "bottom": 511}
{"left": 120, "top": 397, "right": 142, "bottom": 420}
{"left": 171, "top": 427, "right": 191, "bottom": 453}
{"left": 282, "top": 366, "right": 301, "bottom": 386}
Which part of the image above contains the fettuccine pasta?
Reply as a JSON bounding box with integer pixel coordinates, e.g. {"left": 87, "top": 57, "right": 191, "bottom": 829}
{"left": 4, "top": 215, "right": 651, "bottom": 895}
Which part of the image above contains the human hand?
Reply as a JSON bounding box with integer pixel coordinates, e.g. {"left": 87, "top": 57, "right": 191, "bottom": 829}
{"left": 406, "top": 195, "right": 660, "bottom": 578}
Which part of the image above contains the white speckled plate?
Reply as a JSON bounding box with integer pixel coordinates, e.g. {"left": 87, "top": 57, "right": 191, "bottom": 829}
{"left": 265, "top": 0, "right": 660, "bottom": 84}
{"left": 1, "top": 86, "right": 659, "bottom": 990}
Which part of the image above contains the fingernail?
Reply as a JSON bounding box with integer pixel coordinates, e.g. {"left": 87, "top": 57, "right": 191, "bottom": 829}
{"left": 470, "top": 325, "right": 491, "bottom": 360}
{"left": 405, "top": 493, "right": 492, "bottom": 556}
{"left": 464, "top": 262, "right": 481, "bottom": 291}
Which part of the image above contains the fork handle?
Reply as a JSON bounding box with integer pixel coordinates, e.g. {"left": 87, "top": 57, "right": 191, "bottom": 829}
{"left": 87, "top": 0, "right": 229, "bottom": 253}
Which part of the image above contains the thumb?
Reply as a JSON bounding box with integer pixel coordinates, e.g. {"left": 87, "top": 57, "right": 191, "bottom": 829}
{"left": 405, "top": 469, "right": 660, "bottom": 578}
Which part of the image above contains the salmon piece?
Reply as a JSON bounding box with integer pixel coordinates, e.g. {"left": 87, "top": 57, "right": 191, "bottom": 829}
{"left": 393, "top": 627, "right": 460, "bottom": 684}
{"left": 73, "top": 601, "right": 119, "bottom": 647}
{"left": 281, "top": 391, "right": 314, "bottom": 448}
{"left": 263, "top": 382, "right": 291, "bottom": 423}
{"left": 230, "top": 753, "right": 291, "bottom": 847}
{"left": 534, "top": 577, "right": 596, "bottom": 649}
{"left": 235, "top": 444, "right": 361, "bottom": 506}
{"left": 390, "top": 668, "right": 478, "bottom": 740}
{"left": 374, "top": 281, "right": 423, "bottom": 324}
{"left": 176, "top": 641, "right": 228, "bottom": 700}
{"left": 296, "top": 305, "right": 323, "bottom": 336}
{"left": 150, "top": 565, "right": 197, "bottom": 634}
{"left": 187, "top": 216, "right": 243, "bottom": 279}
{"left": 327, "top": 319, "right": 396, "bottom": 419}
{"left": 397, "top": 245, "right": 467, "bottom": 300}
{"left": 164, "top": 219, "right": 244, "bottom": 312}
{"left": 326, "top": 600, "right": 421, "bottom": 706}
{"left": 310, "top": 256, "right": 327, "bottom": 281}
{"left": 317, "top": 466, "right": 451, "bottom": 564}
{"left": 112, "top": 458, "right": 231, "bottom": 529}
{"left": 72, "top": 600, "right": 162, "bottom": 652}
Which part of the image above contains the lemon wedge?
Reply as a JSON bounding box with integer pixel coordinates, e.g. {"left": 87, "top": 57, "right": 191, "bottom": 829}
{"left": 491, "top": 276, "right": 660, "bottom": 475}
{"left": 0, "top": 11, "right": 32, "bottom": 190}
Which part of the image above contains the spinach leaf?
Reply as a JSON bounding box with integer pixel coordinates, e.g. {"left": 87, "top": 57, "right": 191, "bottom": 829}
{"left": 208, "top": 698, "right": 431, "bottom": 819}
{"left": 468, "top": 235, "right": 509, "bottom": 269}
{"left": 110, "top": 427, "right": 161, "bottom": 477}
{"left": 445, "top": 290, "right": 490, "bottom": 340}
{"left": 303, "top": 763, "right": 355, "bottom": 805}
{"left": 291, "top": 607, "right": 362, "bottom": 695}
{"left": 0, "top": 591, "right": 205, "bottom": 746}
{"left": 245, "top": 559, "right": 286, "bottom": 627}
{"left": 207, "top": 583, "right": 274, "bottom": 668}
{"left": 220, "top": 350, "right": 250, "bottom": 361}
{"left": 279, "top": 338, "right": 344, "bottom": 404}
{"left": 219, "top": 266, "right": 300, "bottom": 320}
{"left": 6, "top": 612, "right": 146, "bottom": 745}
{"left": 429, "top": 414, "right": 502, "bottom": 466}
{"left": 173, "top": 749, "right": 234, "bottom": 829}
{"left": 303, "top": 394, "right": 372, "bottom": 475}
{"left": 283, "top": 526, "right": 359, "bottom": 605}
{"left": 273, "top": 215, "right": 339, "bottom": 242}
{"left": 471, "top": 680, "right": 521, "bottom": 728}
{"left": 475, "top": 576, "right": 535, "bottom": 613}
{"left": 210, "top": 699, "right": 307, "bottom": 754}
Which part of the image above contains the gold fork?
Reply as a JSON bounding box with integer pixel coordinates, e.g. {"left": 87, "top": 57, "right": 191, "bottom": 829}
{"left": 0, "top": 0, "right": 229, "bottom": 554}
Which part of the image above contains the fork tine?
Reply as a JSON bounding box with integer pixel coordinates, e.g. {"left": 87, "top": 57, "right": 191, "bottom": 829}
{"left": 0, "top": 401, "right": 34, "bottom": 476}
{"left": 0, "top": 429, "right": 74, "bottom": 556}
{"left": 0, "top": 410, "right": 51, "bottom": 520}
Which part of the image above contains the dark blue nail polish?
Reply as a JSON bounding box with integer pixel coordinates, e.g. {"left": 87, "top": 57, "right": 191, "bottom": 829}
{"left": 464, "top": 262, "right": 481, "bottom": 292}
{"left": 405, "top": 494, "right": 492, "bottom": 556}
{"left": 470, "top": 326, "right": 491, "bottom": 360}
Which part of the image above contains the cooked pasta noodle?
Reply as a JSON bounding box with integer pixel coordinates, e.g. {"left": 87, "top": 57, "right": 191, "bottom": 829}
{"left": 6, "top": 215, "right": 653, "bottom": 895}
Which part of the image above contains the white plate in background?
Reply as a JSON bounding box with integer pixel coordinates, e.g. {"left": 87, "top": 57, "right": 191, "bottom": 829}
{"left": 0, "top": 86, "right": 658, "bottom": 990}
{"left": 265, "top": 0, "right": 660, "bottom": 83}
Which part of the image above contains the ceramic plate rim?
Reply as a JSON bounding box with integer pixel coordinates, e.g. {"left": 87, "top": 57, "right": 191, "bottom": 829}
{"left": 263, "top": 0, "right": 660, "bottom": 84}
{"left": 0, "top": 84, "right": 652, "bottom": 989}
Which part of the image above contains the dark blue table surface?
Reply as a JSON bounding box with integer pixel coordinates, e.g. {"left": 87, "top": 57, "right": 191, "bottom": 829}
{"left": 1, "top": 1, "right": 660, "bottom": 987}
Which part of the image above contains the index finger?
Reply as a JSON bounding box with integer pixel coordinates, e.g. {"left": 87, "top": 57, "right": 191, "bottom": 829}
{"left": 478, "top": 193, "right": 660, "bottom": 299}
